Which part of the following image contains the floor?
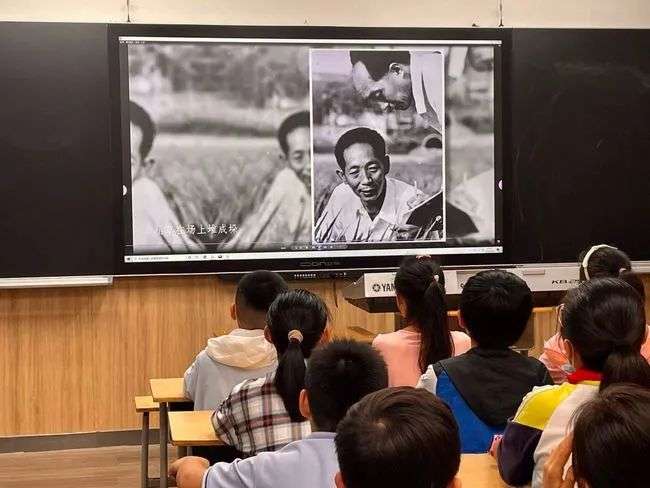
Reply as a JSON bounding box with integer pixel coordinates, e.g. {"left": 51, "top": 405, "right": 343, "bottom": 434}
{"left": 0, "top": 445, "right": 176, "bottom": 488}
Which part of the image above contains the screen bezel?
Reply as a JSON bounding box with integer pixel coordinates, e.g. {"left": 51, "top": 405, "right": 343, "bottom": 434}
{"left": 108, "top": 24, "right": 511, "bottom": 276}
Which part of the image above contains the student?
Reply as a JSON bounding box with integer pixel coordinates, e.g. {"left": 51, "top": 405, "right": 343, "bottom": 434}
{"left": 183, "top": 270, "right": 288, "bottom": 410}
{"left": 418, "top": 270, "right": 553, "bottom": 453}
{"left": 498, "top": 278, "right": 650, "bottom": 488}
{"left": 334, "top": 387, "right": 461, "bottom": 488}
{"left": 543, "top": 385, "right": 650, "bottom": 488}
{"left": 211, "top": 289, "right": 330, "bottom": 455}
{"left": 539, "top": 244, "right": 650, "bottom": 383}
{"left": 373, "top": 256, "right": 470, "bottom": 386}
{"left": 170, "top": 340, "right": 389, "bottom": 488}
{"left": 129, "top": 100, "right": 203, "bottom": 254}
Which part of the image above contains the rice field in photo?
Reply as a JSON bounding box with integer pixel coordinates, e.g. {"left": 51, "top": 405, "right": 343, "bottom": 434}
{"left": 147, "top": 133, "right": 283, "bottom": 247}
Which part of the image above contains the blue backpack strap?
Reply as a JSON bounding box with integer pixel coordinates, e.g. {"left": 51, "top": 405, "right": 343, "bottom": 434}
{"left": 435, "top": 367, "right": 503, "bottom": 453}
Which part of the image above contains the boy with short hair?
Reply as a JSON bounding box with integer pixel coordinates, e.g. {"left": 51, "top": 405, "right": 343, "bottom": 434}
{"left": 183, "top": 270, "right": 288, "bottom": 410}
{"left": 417, "top": 270, "right": 553, "bottom": 453}
{"left": 171, "top": 340, "right": 389, "bottom": 488}
{"left": 334, "top": 387, "right": 462, "bottom": 488}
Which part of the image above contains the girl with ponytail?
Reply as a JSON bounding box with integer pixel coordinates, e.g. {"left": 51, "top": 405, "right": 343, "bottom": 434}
{"left": 213, "top": 289, "right": 330, "bottom": 455}
{"left": 498, "top": 277, "right": 650, "bottom": 488}
{"left": 540, "top": 244, "right": 650, "bottom": 383}
{"left": 373, "top": 256, "right": 470, "bottom": 387}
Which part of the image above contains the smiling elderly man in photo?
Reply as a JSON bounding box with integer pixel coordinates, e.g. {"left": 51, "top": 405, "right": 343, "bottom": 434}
{"left": 315, "top": 127, "right": 442, "bottom": 243}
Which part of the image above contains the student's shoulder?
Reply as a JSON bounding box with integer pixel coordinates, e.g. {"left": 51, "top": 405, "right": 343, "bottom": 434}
{"left": 512, "top": 383, "right": 577, "bottom": 430}
{"left": 372, "top": 330, "right": 402, "bottom": 348}
{"left": 435, "top": 350, "right": 470, "bottom": 370}
{"left": 230, "top": 371, "right": 274, "bottom": 396}
{"left": 450, "top": 331, "right": 472, "bottom": 354}
{"left": 523, "top": 354, "right": 554, "bottom": 376}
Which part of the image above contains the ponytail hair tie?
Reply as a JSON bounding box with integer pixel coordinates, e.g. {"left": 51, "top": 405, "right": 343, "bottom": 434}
{"left": 288, "top": 329, "right": 304, "bottom": 344}
{"left": 618, "top": 267, "right": 628, "bottom": 275}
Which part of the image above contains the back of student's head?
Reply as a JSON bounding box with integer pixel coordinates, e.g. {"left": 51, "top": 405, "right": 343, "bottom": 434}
{"left": 235, "top": 271, "right": 288, "bottom": 329}
{"left": 268, "top": 289, "right": 329, "bottom": 421}
{"left": 578, "top": 244, "right": 631, "bottom": 281}
{"left": 394, "top": 256, "right": 452, "bottom": 371}
{"left": 335, "top": 387, "right": 460, "bottom": 488}
{"left": 459, "top": 270, "right": 533, "bottom": 348}
{"left": 619, "top": 270, "right": 646, "bottom": 304}
{"left": 560, "top": 277, "right": 650, "bottom": 391}
{"left": 305, "top": 340, "right": 388, "bottom": 432}
{"left": 572, "top": 384, "right": 650, "bottom": 488}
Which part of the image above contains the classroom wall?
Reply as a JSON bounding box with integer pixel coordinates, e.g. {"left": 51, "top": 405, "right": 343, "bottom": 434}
{"left": 1, "top": 275, "right": 648, "bottom": 437}
{"left": 1, "top": 0, "right": 650, "bottom": 438}
{"left": 0, "top": 276, "right": 397, "bottom": 436}
{"left": 3, "top": 0, "right": 650, "bottom": 27}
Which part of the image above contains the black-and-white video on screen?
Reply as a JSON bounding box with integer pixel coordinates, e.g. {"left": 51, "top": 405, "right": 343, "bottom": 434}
{"left": 121, "top": 38, "right": 499, "bottom": 260}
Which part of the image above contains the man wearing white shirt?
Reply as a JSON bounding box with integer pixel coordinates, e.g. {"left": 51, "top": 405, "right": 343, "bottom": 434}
{"left": 350, "top": 49, "right": 459, "bottom": 135}
{"left": 129, "top": 101, "right": 203, "bottom": 254}
{"left": 315, "top": 127, "right": 435, "bottom": 243}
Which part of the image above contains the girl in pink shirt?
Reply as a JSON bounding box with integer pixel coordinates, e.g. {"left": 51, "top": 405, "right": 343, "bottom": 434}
{"left": 373, "top": 257, "right": 471, "bottom": 387}
{"left": 539, "top": 244, "right": 650, "bottom": 383}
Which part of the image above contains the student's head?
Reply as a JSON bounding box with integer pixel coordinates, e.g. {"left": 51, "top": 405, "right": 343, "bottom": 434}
{"left": 350, "top": 51, "right": 413, "bottom": 111}
{"left": 572, "top": 384, "right": 650, "bottom": 488}
{"left": 129, "top": 100, "right": 156, "bottom": 180}
{"left": 560, "top": 277, "right": 650, "bottom": 390}
{"left": 578, "top": 244, "right": 631, "bottom": 281}
{"left": 394, "top": 256, "right": 452, "bottom": 372}
{"left": 231, "top": 270, "right": 288, "bottom": 330}
{"left": 278, "top": 111, "right": 311, "bottom": 185}
{"left": 267, "top": 289, "right": 330, "bottom": 421}
{"left": 300, "top": 340, "right": 388, "bottom": 432}
{"left": 334, "top": 128, "right": 390, "bottom": 209}
{"left": 619, "top": 270, "right": 646, "bottom": 304}
{"left": 459, "top": 270, "right": 533, "bottom": 349}
{"left": 335, "top": 387, "right": 461, "bottom": 488}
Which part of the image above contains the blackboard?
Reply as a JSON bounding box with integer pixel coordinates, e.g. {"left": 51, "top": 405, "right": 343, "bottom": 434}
{"left": 0, "top": 23, "right": 115, "bottom": 278}
{"left": 0, "top": 24, "right": 648, "bottom": 278}
{"left": 508, "top": 29, "right": 650, "bottom": 264}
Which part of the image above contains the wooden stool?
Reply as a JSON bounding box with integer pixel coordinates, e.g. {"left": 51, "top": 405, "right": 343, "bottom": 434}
{"left": 135, "top": 395, "right": 159, "bottom": 488}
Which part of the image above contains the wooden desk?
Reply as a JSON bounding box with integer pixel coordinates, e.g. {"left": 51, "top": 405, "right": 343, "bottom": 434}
{"left": 150, "top": 378, "right": 187, "bottom": 403}
{"left": 134, "top": 395, "right": 159, "bottom": 413}
{"left": 149, "top": 378, "right": 189, "bottom": 488}
{"left": 168, "top": 410, "right": 223, "bottom": 447}
{"left": 459, "top": 454, "right": 509, "bottom": 488}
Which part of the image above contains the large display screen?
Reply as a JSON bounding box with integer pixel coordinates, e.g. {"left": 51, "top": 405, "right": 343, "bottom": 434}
{"left": 118, "top": 36, "right": 503, "bottom": 265}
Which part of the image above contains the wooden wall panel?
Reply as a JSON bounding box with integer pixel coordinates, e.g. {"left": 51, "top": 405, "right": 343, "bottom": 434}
{"left": 0, "top": 276, "right": 395, "bottom": 436}
{"left": 1, "top": 275, "right": 648, "bottom": 437}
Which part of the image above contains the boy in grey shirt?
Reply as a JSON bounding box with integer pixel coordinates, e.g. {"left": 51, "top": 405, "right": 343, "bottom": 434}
{"left": 170, "top": 340, "right": 389, "bottom": 488}
{"left": 183, "top": 271, "right": 287, "bottom": 411}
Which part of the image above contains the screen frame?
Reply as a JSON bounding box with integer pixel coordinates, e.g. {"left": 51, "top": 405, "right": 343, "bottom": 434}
{"left": 108, "top": 24, "right": 511, "bottom": 276}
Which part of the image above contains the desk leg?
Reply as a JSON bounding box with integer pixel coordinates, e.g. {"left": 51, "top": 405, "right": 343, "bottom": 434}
{"left": 159, "top": 402, "right": 168, "bottom": 488}
{"left": 141, "top": 411, "right": 150, "bottom": 488}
